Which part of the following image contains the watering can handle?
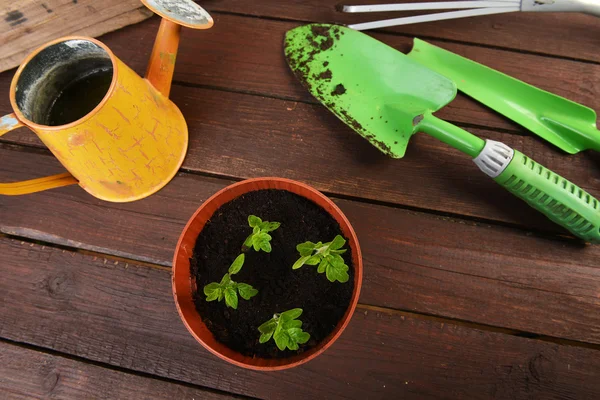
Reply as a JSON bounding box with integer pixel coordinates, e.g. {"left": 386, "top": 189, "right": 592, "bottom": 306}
{"left": 473, "top": 140, "right": 600, "bottom": 243}
{"left": 0, "top": 113, "right": 78, "bottom": 195}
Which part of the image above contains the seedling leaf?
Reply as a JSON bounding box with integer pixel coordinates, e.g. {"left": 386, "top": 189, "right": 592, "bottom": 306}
{"left": 259, "top": 240, "right": 272, "bottom": 253}
{"left": 258, "top": 319, "right": 277, "bottom": 334}
{"left": 204, "top": 255, "right": 258, "bottom": 308}
{"left": 238, "top": 283, "right": 258, "bottom": 300}
{"left": 288, "top": 328, "right": 310, "bottom": 344}
{"left": 274, "top": 331, "right": 290, "bottom": 351}
{"left": 244, "top": 215, "right": 280, "bottom": 253}
{"left": 284, "top": 319, "right": 302, "bottom": 329}
{"left": 305, "top": 255, "right": 320, "bottom": 265}
{"left": 204, "top": 282, "right": 220, "bottom": 296}
{"left": 225, "top": 288, "right": 238, "bottom": 309}
{"left": 287, "top": 339, "right": 299, "bottom": 351}
{"left": 266, "top": 222, "right": 281, "bottom": 231}
{"left": 228, "top": 254, "right": 245, "bottom": 275}
{"left": 292, "top": 235, "right": 351, "bottom": 283}
{"left": 260, "top": 332, "right": 273, "bottom": 344}
{"left": 330, "top": 249, "right": 347, "bottom": 255}
{"left": 281, "top": 308, "right": 303, "bottom": 322}
{"left": 330, "top": 235, "right": 346, "bottom": 250}
{"left": 317, "top": 258, "right": 327, "bottom": 274}
{"left": 297, "top": 241, "right": 316, "bottom": 256}
{"left": 287, "top": 328, "right": 310, "bottom": 344}
{"left": 220, "top": 273, "right": 231, "bottom": 286}
{"left": 293, "top": 255, "right": 310, "bottom": 270}
{"left": 248, "top": 215, "right": 262, "bottom": 227}
{"left": 204, "top": 283, "right": 221, "bottom": 302}
{"left": 258, "top": 308, "right": 310, "bottom": 351}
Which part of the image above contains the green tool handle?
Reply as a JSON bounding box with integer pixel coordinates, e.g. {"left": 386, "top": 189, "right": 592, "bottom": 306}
{"left": 418, "top": 114, "right": 600, "bottom": 242}
{"left": 495, "top": 149, "right": 600, "bottom": 243}
{"left": 418, "top": 114, "right": 485, "bottom": 157}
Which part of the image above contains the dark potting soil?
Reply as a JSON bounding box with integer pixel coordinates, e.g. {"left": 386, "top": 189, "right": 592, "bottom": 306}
{"left": 191, "top": 189, "right": 354, "bottom": 359}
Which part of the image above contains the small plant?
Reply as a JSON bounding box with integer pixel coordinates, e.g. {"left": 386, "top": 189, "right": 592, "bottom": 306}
{"left": 243, "top": 215, "right": 281, "bottom": 253}
{"left": 204, "top": 254, "right": 258, "bottom": 309}
{"left": 292, "top": 235, "right": 350, "bottom": 283}
{"left": 258, "top": 308, "right": 311, "bottom": 351}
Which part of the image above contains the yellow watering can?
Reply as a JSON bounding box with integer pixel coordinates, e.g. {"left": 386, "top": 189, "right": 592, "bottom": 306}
{"left": 0, "top": 0, "right": 213, "bottom": 202}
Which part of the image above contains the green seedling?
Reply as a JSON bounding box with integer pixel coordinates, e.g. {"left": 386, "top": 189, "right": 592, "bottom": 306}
{"left": 243, "top": 215, "right": 280, "bottom": 253}
{"left": 292, "top": 235, "right": 350, "bottom": 283}
{"left": 258, "top": 308, "right": 310, "bottom": 351}
{"left": 203, "top": 254, "right": 258, "bottom": 309}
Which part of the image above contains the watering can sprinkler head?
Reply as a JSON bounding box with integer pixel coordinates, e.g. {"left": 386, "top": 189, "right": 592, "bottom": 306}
{"left": 141, "top": 0, "right": 213, "bottom": 98}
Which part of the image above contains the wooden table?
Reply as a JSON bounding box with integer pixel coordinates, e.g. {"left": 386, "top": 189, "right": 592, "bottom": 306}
{"left": 1, "top": 2, "right": 600, "bottom": 398}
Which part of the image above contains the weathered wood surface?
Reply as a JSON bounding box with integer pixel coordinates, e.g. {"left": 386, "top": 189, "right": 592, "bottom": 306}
{"left": 202, "top": 0, "right": 600, "bottom": 63}
{"left": 2, "top": 236, "right": 600, "bottom": 399}
{"left": 1, "top": 13, "right": 598, "bottom": 232}
{"left": 3, "top": 14, "right": 596, "bottom": 135}
{"left": 0, "top": 0, "right": 151, "bottom": 72}
{"left": 2, "top": 146, "right": 600, "bottom": 346}
{"left": 2, "top": 81, "right": 598, "bottom": 233}
{"left": 1, "top": 4, "right": 600, "bottom": 399}
{"left": 79, "top": 15, "right": 600, "bottom": 131}
{"left": 0, "top": 341, "right": 237, "bottom": 400}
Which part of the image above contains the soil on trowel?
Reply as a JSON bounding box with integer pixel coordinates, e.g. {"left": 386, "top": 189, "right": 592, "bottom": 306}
{"left": 191, "top": 189, "right": 354, "bottom": 359}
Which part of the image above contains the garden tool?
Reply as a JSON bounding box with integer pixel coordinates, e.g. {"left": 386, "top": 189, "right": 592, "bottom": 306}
{"left": 284, "top": 24, "right": 600, "bottom": 243}
{"left": 341, "top": 0, "right": 600, "bottom": 29}
{"left": 405, "top": 39, "right": 600, "bottom": 154}
{"left": 0, "top": 0, "right": 213, "bottom": 202}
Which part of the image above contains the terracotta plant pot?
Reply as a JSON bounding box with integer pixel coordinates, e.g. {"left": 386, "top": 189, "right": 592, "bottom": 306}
{"left": 172, "top": 177, "right": 363, "bottom": 371}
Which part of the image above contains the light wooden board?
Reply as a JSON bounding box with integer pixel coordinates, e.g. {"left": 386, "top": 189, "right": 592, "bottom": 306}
{"left": 0, "top": 0, "right": 152, "bottom": 72}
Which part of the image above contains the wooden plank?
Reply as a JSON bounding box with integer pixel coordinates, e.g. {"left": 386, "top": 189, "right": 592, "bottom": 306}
{"left": 0, "top": 0, "right": 152, "bottom": 72}
{"left": 2, "top": 148, "right": 600, "bottom": 345}
{"left": 0, "top": 342, "right": 237, "bottom": 400}
{"left": 202, "top": 0, "right": 600, "bottom": 63}
{"left": 2, "top": 82, "right": 598, "bottom": 231}
{"left": 2, "top": 236, "right": 600, "bottom": 399}
{"left": 0, "top": 146, "right": 217, "bottom": 266}
{"left": 134, "top": 15, "right": 600, "bottom": 133}
{"left": 1, "top": 14, "right": 596, "bottom": 135}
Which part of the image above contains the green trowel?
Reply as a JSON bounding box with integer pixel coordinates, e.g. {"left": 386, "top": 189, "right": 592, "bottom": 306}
{"left": 284, "top": 24, "right": 600, "bottom": 243}
{"left": 406, "top": 39, "right": 600, "bottom": 155}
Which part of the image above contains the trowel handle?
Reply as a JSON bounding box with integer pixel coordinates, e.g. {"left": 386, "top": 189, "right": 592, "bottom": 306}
{"left": 474, "top": 140, "right": 600, "bottom": 243}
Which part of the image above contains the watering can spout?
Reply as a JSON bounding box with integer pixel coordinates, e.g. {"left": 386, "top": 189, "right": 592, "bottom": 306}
{"left": 145, "top": 18, "right": 181, "bottom": 98}
{"left": 141, "top": 0, "right": 214, "bottom": 98}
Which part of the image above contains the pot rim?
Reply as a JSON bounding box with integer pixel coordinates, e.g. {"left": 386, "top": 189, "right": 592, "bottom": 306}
{"left": 172, "top": 177, "right": 363, "bottom": 371}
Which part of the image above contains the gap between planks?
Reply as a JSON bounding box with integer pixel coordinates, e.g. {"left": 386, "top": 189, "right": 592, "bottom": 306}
{"left": 3, "top": 231, "right": 599, "bottom": 352}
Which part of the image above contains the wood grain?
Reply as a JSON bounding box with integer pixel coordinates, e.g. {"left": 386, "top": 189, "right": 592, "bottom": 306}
{"left": 2, "top": 236, "right": 600, "bottom": 399}
{"left": 2, "top": 13, "right": 597, "bottom": 135}
{"left": 202, "top": 0, "right": 600, "bottom": 63}
{"left": 93, "top": 14, "right": 598, "bottom": 134}
{"left": 0, "top": 4, "right": 598, "bottom": 399}
{"left": 2, "top": 148, "right": 600, "bottom": 345}
{"left": 0, "top": 0, "right": 152, "bottom": 72}
{"left": 3, "top": 80, "right": 599, "bottom": 232}
{"left": 0, "top": 342, "right": 237, "bottom": 400}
